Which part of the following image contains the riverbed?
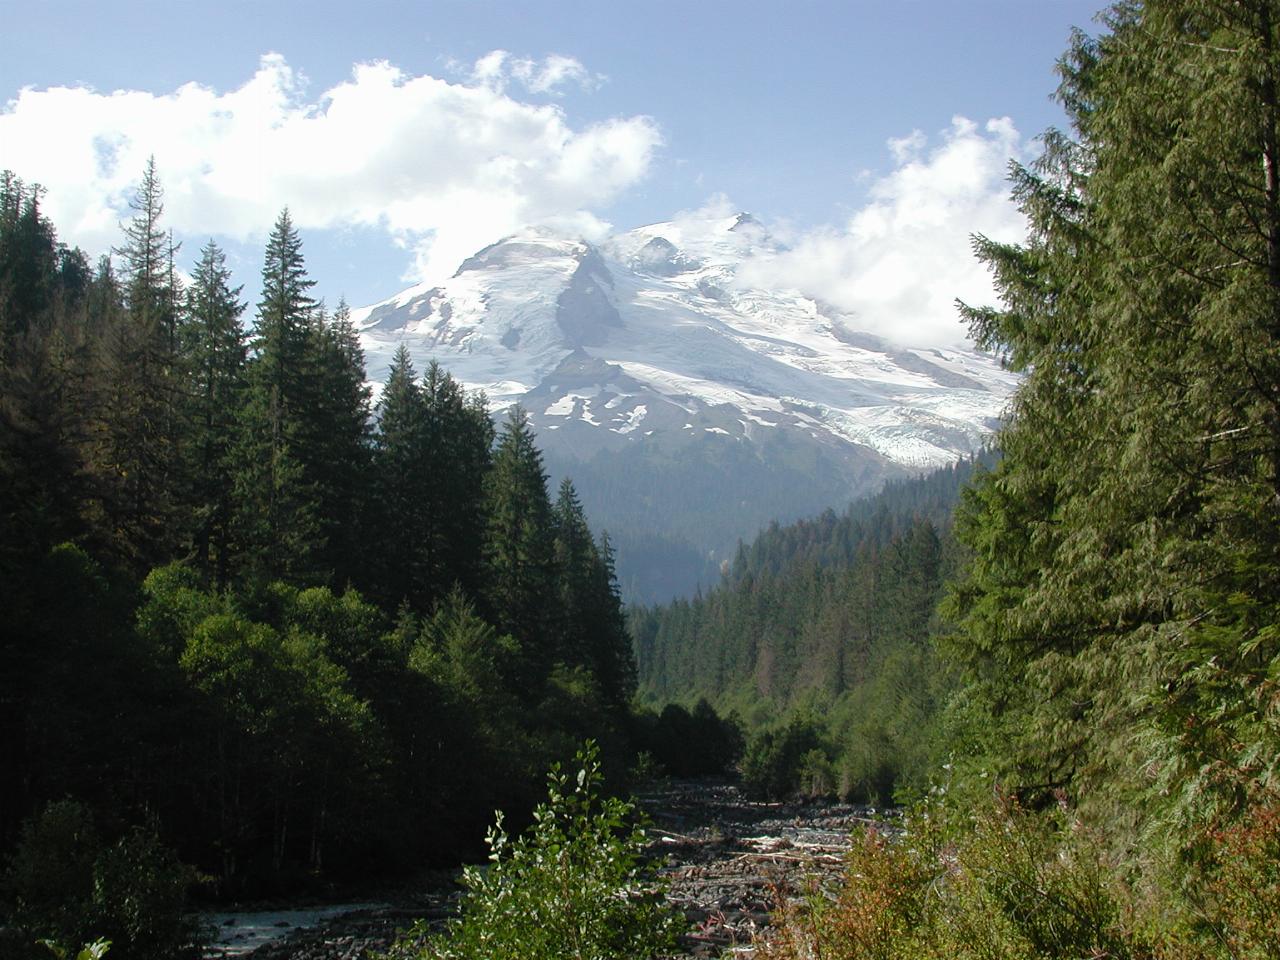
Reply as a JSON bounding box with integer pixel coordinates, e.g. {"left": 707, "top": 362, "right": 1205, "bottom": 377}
{"left": 202, "top": 780, "right": 879, "bottom": 960}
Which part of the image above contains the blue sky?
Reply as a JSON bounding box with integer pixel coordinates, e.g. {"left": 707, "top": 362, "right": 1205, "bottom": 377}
{"left": 1, "top": 0, "right": 1103, "bottom": 336}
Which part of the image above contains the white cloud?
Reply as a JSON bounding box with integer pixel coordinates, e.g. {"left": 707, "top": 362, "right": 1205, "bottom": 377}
{"left": 0, "top": 52, "right": 657, "bottom": 285}
{"left": 513, "top": 54, "right": 603, "bottom": 95}
{"left": 468, "top": 50, "right": 604, "bottom": 95}
{"left": 740, "top": 116, "right": 1027, "bottom": 348}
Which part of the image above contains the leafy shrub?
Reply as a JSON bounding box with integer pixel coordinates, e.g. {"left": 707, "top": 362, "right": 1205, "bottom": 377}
{"left": 393, "top": 742, "right": 681, "bottom": 960}
{"left": 755, "top": 797, "right": 1165, "bottom": 960}
{"left": 3, "top": 800, "right": 99, "bottom": 956}
{"left": 89, "top": 828, "right": 204, "bottom": 960}
{"left": 1202, "top": 802, "right": 1280, "bottom": 960}
{"left": 757, "top": 828, "right": 934, "bottom": 960}
{"left": 2, "top": 802, "right": 203, "bottom": 960}
{"left": 741, "top": 715, "right": 828, "bottom": 799}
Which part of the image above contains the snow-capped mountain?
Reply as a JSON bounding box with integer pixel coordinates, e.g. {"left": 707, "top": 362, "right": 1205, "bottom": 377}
{"left": 355, "top": 212, "right": 1017, "bottom": 600}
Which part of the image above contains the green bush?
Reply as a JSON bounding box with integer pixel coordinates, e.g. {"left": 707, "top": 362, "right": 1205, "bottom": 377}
{"left": 3, "top": 800, "right": 99, "bottom": 956}
{"left": 756, "top": 797, "right": 1163, "bottom": 960}
{"left": 2, "top": 802, "right": 203, "bottom": 960}
{"left": 394, "top": 742, "right": 681, "bottom": 960}
{"left": 741, "top": 715, "right": 829, "bottom": 799}
{"left": 89, "top": 829, "right": 204, "bottom": 960}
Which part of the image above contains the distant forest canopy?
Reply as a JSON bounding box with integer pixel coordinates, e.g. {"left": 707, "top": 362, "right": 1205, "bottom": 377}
{"left": 0, "top": 163, "right": 643, "bottom": 908}
{"left": 631, "top": 454, "right": 995, "bottom": 802}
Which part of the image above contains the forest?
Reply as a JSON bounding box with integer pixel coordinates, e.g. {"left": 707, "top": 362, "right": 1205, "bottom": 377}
{"left": 0, "top": 162, "right": 665, "bottom": 955}
{"left": 632, "top": 455, "right": 991, "bottom": 802}
{"left": 744, "top": 1, "right": 1280, "bottom": 957}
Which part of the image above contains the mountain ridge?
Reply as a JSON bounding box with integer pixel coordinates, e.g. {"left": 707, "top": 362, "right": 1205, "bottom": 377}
{"left": 354, "top": 212, "right": 1017, "bottom": 601}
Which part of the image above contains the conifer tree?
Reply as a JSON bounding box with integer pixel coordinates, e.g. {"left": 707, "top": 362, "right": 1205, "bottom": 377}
{"left": 97, "top": 158, "right": 182, "bottom": 568}
{"left": 553, "top": 478, "right": 597, "bottom": 668}
{"left": 178, "top": 240, "right": 246, "bottom": 587}
{"left": 301, "top": 299, "right": 371, "bottom": 590}
{"left": 423, "top": 362, "right": 493, "bottom": 601}
{"left": 373, "top": 344, "right": 429, "bottom": 610}
{"left": 945, "top": 0, "right": 1280, "bottom": 843}
{"left": 550, "top": 479, "right": 635, "bottom": 705}
{"left": 483, "top": 406, "right": 559, "bottom": 681}
{"left": 588, "top": 530, "right": 638, "bottom": 706}
{"left": 232, "top": 208, "right": 322, "bottom": 585}
{"left": 0, "top": 173, "right": 59, "bottom": 353}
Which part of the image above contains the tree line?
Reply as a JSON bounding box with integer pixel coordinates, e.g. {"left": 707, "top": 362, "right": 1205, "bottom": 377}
{"left": 0, "top": 160, "right": 638, "bottom": 920}
{"left": 631, "top": 455, "right": 991, "bottom": 801}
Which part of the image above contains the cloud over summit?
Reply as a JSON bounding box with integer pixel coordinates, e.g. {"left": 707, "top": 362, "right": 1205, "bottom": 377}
{"left": 740, "top": 116, "right": 1027, "bottom": 348}
{"left": 0, "top": 52, "right": 661, "bottom": 284}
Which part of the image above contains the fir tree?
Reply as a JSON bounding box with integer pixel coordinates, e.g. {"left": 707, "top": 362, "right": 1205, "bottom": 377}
{"left": 97, "top": 158, "right": 182, "bottom": 568}
{"left": 178, "top": 240, "right": 246, "bottom": 587}
{"left": 483, "top": 406, "right": 559, "bottom": 683}
{"left": 231, "top": 209, "right": 322, "bottom": 585}
{"left": 301, "top": 298, "right": 371, "bottom": 590}
{"left": 421, "top": 361, "right": 491, "bottom": 602}
{"left": 373, "top": 344, "right": 429, "bottom": 610}
{"left": 945, "top": 0, "right": 1280, "bottom": 846}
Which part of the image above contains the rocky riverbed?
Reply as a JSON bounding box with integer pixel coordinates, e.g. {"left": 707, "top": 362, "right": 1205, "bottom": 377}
{"left": 642, "top": 780, "right": 885, "bottom": 957}
{"left": 204, "top": 780, "right": 884, "bottom": 960}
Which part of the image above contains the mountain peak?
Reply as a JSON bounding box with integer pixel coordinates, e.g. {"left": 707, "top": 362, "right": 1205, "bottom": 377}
{"left": 356, "top": 215, "right": 1018, "bottom": 599}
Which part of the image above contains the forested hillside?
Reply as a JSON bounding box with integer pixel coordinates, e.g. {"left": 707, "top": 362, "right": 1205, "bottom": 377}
{"left": 758, "top": 3, "right": 1280, "bottom": 958}
{"left": 632, "top": 455, "right": 993, "bottom": 801}
{"left": 0, "top": 163, "right": 640, "bottom": 946}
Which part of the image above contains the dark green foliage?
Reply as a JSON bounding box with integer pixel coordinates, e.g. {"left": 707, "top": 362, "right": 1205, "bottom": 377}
{"left": 635, "top": 459, "right": 980, "bottom": 800}
{"left": 302, "top": 299, "right": 372, "bottom": 590}
{"left": 177, "top": 240, "right": 246, "bottom": 586}
{"left": 942, "top": 0, "right": 1280, "bottom": 858}
{"left": 741, "top": 715, "right": 829, "bottom": 800}
{"left": 2, "top": 800, "right": 203, "bottom": 960}
{"left": 98, "top": 158, "right": 182, "bottom": 570}
{"left": 483, "top": 406, "right": 560, "bottom": 681}
{"left": 2, "top": 801, "right": 99, "bottom": 956}
{"left": 632, "top": 700, "right": 743, "bottom": 778}
{"left": 372, "top": 345, "right": 429, "bottom": 609}
{"left": 420, "top": 361, "right": 492, "bottom": 601}
{"left": 0, "top": 170, "right": 641, "bottom": 903}
{"left": 553, "top": 482, "right": 637, "bottom": 706}
{"left": 231, "top": 208, "right": 325, "bottom": 585}
{"left": 370, "top": 353, "right": 491, "bottom": 612}
{"left": 394, "top": 743, "right": 680, "bottom": 960}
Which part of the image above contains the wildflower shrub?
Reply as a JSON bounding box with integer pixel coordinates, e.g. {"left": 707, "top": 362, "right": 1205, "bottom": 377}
{"left": 394, "top": 742, "right": 681, "bottom": 960}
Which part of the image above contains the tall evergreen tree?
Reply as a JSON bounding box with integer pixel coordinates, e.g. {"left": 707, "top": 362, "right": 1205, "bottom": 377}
{"left": 0, "top": 173, "right": 59, "bottom": 354}
{"left": 96, "top": 158, "right": 182, "bottom": 568}
{"left": 303, "top": 298, "right": 372, "bottom": 590}
{"left": 483, "top": 406, "right": 558, "bottom": 682}
{"left": 232, "top": 208, "right": 321, "bottom": 585}
{"left": 252, "top": 207, "right": 314, "bottom": 408}
{"left": 945, "top": 0, "right": 1280, "bottom": 848}
{"left": 588, "top": 530, "right": 638, "bottom": 707}
{"left": 422, "top": 361, "right": 492, "bottom": 603}
{"left": 551, "top": 479, "right": 635, "bottom": 705}
{"left": 373, "top": 345, "right": 429, "bottom": 610}
{"left": 178, "top": 240, "right": 246, "bottom": 587}
{"left": 553, "top": 477, "right": 597, "bottom": 669}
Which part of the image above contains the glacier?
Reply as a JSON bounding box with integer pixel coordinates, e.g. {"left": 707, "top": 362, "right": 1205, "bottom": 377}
{"left": 354, "top": 211, "right": 1017, "bottom": 600}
